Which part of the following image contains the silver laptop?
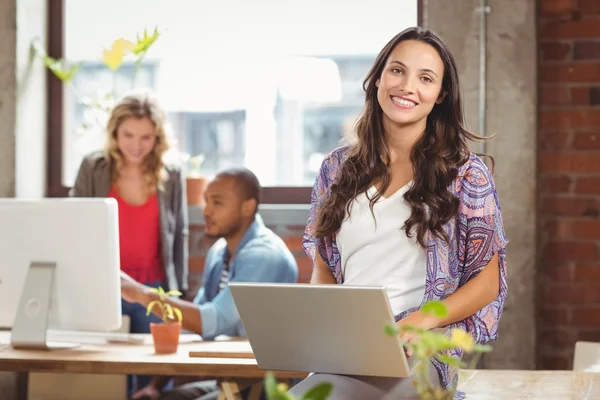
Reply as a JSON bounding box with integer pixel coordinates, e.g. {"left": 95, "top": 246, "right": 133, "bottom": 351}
{"left": 229, "top": 282, "right": 410, "bottom": 378}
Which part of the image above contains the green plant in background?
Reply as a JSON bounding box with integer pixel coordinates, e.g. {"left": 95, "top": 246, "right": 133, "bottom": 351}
{"left": 181, "top": 152, "right": 206, "bottom": 177}
{"left": 31, "top": 27, "right": 162, "bottom": 134}
{"left": 385, "top": 301, "right": 493, "bottom": 400}
{"left": 146, "top": 286, "right": 183, "bottom": 323}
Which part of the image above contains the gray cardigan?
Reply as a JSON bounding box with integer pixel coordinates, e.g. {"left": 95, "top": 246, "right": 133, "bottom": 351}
{"left": 69, "top": 151, "right": 189, "bottom": 293}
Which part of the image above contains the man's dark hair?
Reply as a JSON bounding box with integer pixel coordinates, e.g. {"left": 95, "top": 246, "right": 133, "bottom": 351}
{"left": 215, "top": 167, "right": 261, "bottom": 211}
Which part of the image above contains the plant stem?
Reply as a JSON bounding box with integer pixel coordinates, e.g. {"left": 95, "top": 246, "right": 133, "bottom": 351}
{"left": 65, "top": 81, "right": 85, "bottom": 103}
{"left": 131, "top": 53, "right": 146, "bottom": 89}
{"left": 421, "top": 356, "right": 433, "bottom": 388}
{"left": 66, "top": 82, "right": 106, "bottom": 131}
{"left": 468, "top": 352, "right": 482, "bottom": 369}
{"left": 112, "top": 71, "right": 117, "bottom": 95}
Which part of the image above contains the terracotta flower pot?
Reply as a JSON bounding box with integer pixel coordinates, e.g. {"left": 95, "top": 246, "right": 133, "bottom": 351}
{"left": 150, "top": 322, "right": 182, "bottom": 354}
{"left": 186, "top": 176, "right": 208, "bottom": 206}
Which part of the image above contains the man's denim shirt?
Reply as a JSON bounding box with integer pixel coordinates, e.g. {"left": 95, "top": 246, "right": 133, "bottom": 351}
{"left": 193, "top": 214, "right": 298, "bottom": 339}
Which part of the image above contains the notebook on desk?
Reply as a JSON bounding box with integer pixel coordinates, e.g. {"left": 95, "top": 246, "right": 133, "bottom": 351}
{"left": 188, "top": 340, "right": 255, "bottom": 359}
{"left": 229, "top": 283, "right": 410, "bottom": 378}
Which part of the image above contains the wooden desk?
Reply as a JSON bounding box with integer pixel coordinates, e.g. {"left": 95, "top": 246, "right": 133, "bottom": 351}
{"left": 5, "top": 332, "right": 597, "bottom": 399}
{"left": 458, "top": 370, "right": 600, "bottom": 399}
{"left": 0, "top": 332, "right": 304, "bottom": 400}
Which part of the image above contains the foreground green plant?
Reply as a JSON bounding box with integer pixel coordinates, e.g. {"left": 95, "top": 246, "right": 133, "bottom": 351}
{"left": 264, "top": 372, "right": 332, "bottom": 400}
{"left": 385, "top": 301, "right": 493, "bottom": 400}
{"left": 264, "top": 300, "right": 492, "bottom": 400}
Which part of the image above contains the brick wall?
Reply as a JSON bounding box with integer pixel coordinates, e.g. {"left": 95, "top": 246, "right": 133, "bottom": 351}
{"left": 538, "top": 0, "right": 600, "bottom": 370}
{"left": 187, "top": 224, "right": 312, "bottom": 298}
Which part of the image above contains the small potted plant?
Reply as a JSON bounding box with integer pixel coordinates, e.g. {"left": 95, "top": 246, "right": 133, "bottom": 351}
{"left": 146, "top": 286, "right": 183, "bottom": 354}
{"left": 183, "top": 152, "right": 208, "bottom": 206}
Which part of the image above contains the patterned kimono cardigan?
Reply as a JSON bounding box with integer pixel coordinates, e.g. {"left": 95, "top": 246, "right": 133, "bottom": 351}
{"left": 302, "top": 146, "right": 509, "bottom": 396}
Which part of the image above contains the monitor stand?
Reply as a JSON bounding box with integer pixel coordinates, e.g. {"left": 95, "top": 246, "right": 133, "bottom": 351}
{"left": 11, "top": 262, "right": 80, "bottom": 350}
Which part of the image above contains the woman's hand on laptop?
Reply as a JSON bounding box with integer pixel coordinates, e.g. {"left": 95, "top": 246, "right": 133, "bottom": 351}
{"left": 396, "top": 311, "right": 440, "bottom": 357}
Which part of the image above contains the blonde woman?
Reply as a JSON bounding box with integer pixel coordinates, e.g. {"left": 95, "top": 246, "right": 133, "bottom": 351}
{"left": 70, "top": 90, "right": 188, "bottom": 395}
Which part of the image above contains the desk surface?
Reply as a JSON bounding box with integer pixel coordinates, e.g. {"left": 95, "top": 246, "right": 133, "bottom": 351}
{"left": 2, "top": 331, "right": 599, "bottom": 397}
{"left": 458, "top": 370, "right": 600, "bottom": 399}
{"left": 0, "top": 331, "right": 304, "bottom": 379}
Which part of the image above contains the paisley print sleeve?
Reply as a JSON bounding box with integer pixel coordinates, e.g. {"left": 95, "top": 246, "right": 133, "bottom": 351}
{"left": 457, "top": 155, "right": 509, "bottom": 343}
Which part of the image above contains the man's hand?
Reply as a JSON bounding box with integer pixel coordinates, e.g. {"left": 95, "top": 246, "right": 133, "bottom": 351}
{"left": 396, "top": 311, "right": 439, "bottom": 357}
{"left": 121, "top": 272, "right": 202, "bottom": 334}
{"left": 131, "top": 383, "right": 161, "bottom": 400}
{"left": 120, "top": 271, "right": 150, "bottom": 305}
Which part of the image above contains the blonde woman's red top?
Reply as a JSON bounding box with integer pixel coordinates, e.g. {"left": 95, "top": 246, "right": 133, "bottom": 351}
{"left": 109, "top": 186, "right": 165, "bottom": 284}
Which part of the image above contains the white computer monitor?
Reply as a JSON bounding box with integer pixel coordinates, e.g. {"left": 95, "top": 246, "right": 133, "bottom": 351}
{"left": 0, "top": 198, "right": 122, "bottom": 349}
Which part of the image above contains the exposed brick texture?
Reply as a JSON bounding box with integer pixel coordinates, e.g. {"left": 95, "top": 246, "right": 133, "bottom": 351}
{"left": 538, "top": 0, "right": 600, "bottom": 370}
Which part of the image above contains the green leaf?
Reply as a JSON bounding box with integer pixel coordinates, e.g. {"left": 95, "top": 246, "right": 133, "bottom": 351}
{"left": 145, "top": 286, "right": 184, "bottom": 323}
{"left": 43, "top": 56, "right": 81, "bottom": 83}
{"left": 473, "top": 344, "right": 493, "bottom": 353}
{"left": 421, "top": 331, "right": 457, "bottom": 353}
{"left": 435, "top": 354, "right": 466, "bottom": 368}
{"left": 419, "top": 331, "right": 442, "bottom": 352}
{"left": 132, "top": 26, "right": 161, "bottom": 55}
{"left": 173, "top": 307, "right": 183, "bottom": 323}
{"left": 264, "top": 373, "right": 295, "bottom": 400}
{"left": 398, "top": 325, "right": 426, "bottom": 334}
{"left": 300, "top": 382, "right": 333, "bottom": 400}
{"left": 264, "top": 373, "right": 278, "bottom": 398}
{"left": 190, "top": 154, "right": 205, "bottom": 172}
{"left": 164, "top": 303, "right": 173, "bottom": 317}
{"left": 146, "top": 300, "right": 160, "bottom": 316}
{"left": 421, "top": 301, "right": 448, "bottom": 319}
{"left": 384, "top": 323, "right": 399, "bottom": 336}
{"left": 434, "top": 338, "right": 458, "bottom": 351}
{"left": 31, "top": 38, "right": 80, "bottom": 83}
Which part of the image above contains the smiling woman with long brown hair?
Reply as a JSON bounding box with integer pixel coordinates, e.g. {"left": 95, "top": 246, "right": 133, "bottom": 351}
{"left": 291, "top": 27, "right": 508, "bottom": 399}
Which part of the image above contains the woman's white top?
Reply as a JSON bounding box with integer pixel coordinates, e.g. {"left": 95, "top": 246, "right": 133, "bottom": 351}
{"left": 336, "top": 183, "right": 427, "bottom": 316}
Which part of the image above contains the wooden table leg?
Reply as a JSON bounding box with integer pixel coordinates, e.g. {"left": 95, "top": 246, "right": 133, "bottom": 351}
{"left": 218, "top": 379, "right": 264, "bottom": 400}
{"left": 220, "top": 381, "right": 243, "bottom": 400}
{"left": 246, "top": 381, "right": 263, "bottom": 400}
{"left": 16, "top": 372, "right": 28, "bottom": 400}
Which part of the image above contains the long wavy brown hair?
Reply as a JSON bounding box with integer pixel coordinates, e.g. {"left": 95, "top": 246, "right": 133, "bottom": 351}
{"left": 104, "top": 90, "right": 170, "bottom": 191}
{"left": 314, "top": 27, "right": 487, "bottom": 248}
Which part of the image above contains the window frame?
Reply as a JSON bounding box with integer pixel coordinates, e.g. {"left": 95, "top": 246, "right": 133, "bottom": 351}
{"left": 46, "top": 0, "right": 423, "bottom": 203}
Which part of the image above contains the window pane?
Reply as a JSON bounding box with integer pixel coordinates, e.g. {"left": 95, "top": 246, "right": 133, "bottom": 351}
{"left": 63, "top": 0, "right": 418, "bottom": 187}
